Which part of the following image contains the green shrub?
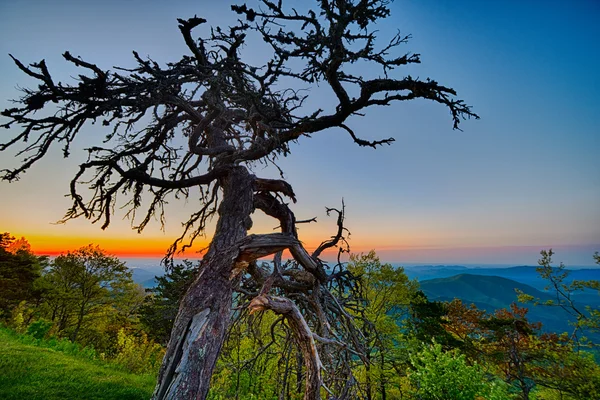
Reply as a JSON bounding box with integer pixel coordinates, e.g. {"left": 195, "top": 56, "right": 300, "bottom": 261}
{"left": 409, "top": 342, "right": 511, "bottom": 400}
{"left": 26, "top": 319, "right": 53, "bottom": 340}
{"left": 113, "top": 328, "right": 164, "bottom": 373}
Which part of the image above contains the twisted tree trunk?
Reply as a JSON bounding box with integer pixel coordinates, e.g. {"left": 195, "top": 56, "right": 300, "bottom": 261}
{"left": 153, "top": 166, "right": 254, "bottom": 400}
{"left": 152, "top": 166, "right": 328, "bottom": 399}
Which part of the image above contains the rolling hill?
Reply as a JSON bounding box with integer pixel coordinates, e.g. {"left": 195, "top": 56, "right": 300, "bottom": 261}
{"left": 419, "top": 274, "right": 591, "bottom": 337}
{"left": 403, "top": 265, "right": 600, "bottom": 292}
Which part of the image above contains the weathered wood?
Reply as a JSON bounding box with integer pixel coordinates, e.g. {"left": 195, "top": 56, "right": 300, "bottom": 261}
{"left": 254, "top": 178, "right": 297, "bottom": 203}
{"left": 248, "top": 295, "right": 323, "bottom": 400}
{"left": 153, "top": 167, "right": 254, "bottom": 400}
{"left": 254, "top": 192, "right": 328, "bottom": 283}
{"left": 237, "top": 233, "right": 300, "bottom": 262}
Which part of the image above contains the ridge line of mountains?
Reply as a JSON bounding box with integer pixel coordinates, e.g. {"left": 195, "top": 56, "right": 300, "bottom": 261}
{"left": 130, "top": 263, "right": 599, "bottom": 338}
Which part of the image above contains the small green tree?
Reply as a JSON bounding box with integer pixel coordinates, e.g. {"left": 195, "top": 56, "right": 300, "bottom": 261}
{"left": 348, "top": 251, "right": 419, "bottom": 399}
{"left": 0, "top": 233, "right": 44, "bottom": 321}
{"left": 517, "top": 250, "right": 600, "bottom": 345}
{"left": 408, "top": 293, "right": 463, "bottom": 351}
{"left": 39, "top": 245, "right": 136, "bottom": 343}
{"left": 531, "top": 342, "right": 600, "bottom": 400}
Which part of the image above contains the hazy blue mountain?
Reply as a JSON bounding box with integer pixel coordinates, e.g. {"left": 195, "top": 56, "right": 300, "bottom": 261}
{"left": 140, "top": 277, "right": 159, "bottom": 289}
{"left": 126, "top": 258, "right": 201, "bottom": 289}
{"left": 420, "top": 274, "right": 551, "bottom": 309}
{"left": 131, "top": 268, "right": 158, "bottom": 285}
{"left": 403, "top": 265, "right": 600, "bottom": 292}
{"left": 122, "top": 257, "right": 168, "bottom": 278}
{"left": 401, "top": 265, "right": 468, "bottom": 281}
{"left": 420, "top": 273, "right": 598, "bottom": 338}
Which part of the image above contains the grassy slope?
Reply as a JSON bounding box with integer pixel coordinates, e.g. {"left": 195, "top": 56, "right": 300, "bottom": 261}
{"left": 0, "top": 329, "right": 155, "bottom": 400}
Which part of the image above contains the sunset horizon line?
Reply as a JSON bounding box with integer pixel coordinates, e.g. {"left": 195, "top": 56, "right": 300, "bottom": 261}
{"left": 28, "top": 241, "right": 600, "bottom": 266}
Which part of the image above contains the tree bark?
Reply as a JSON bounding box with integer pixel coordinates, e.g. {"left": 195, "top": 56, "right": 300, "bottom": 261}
{"left": 71, "top": 301, "right": 87, "bottom": 342}
{"left": 152, "top": 166, "right": 254, "bottom": 400}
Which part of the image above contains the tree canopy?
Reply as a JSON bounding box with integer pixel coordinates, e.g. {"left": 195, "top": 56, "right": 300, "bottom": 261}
{"left": 40, "top": 245, "right": 137, "bottom": 342}
{"left": 0, "top": 233, "right": 43, "bottom": 319}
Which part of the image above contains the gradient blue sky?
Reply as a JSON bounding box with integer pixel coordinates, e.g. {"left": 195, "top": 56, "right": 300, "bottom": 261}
{"left": 0, "top": 0, "right": 598, "bottom": 265}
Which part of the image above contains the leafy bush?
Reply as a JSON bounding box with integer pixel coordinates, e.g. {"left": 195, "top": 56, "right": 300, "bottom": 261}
{"left": 409, "top": 342, "right": 511, "bottom": 400}
{"left": 26, "top": 319, "right": 53, "bottom": 340}
{"left": 113, "top": 328, "right": 164, "bottom": 373}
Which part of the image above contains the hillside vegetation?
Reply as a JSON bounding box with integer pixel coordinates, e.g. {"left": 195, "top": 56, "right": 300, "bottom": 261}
{"left": 0, "top": 328, "right": 155, "bottom": 400}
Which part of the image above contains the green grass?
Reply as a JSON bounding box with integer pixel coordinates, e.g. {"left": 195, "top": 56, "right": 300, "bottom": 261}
{"left": 0, "top": 329, "right": 156, "bottom": 400}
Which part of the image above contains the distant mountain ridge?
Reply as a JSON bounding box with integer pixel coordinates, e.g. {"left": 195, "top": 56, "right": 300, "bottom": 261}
{"left": 129, "top": 263, "right": 600, "bottom": 295}
{"left": 420, "top": 273, "right": 597, "bottom": 338}
{"left": 131, "top": 268, "right": 156, "bottom": 284}
{"left": 403, "top": 265, "right": 599, "bottom": 291}
{"left": 128, "top": 264, "right": 599, "bottom": 338}
{"left": 420, "top": 273, "right": 552, "bottom": 309}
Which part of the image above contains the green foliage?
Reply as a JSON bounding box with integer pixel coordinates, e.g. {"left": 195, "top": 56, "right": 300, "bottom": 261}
{"left": 113, "top": 328, "right": 164, "bottom": 374}
{"left": 26, "top": 319, "right": 53, "bottom": 340}
{"left": 4, "top": 325, "right": 99, "bottom": 361}
{"left": 210, "top": 311, "right": 296, "bottom": 400}
{"left": 530, "top": 343, "right": 600, "bottom": 399}
{"left": 0, "top": 233, "right": 45, "bottom": 320}
{"left": 9, "top": 300, "right": 28, "bottom": 332}
{"left": 409, "top": 293, "right": 463, "bottom": 350}
{"left": 348, "top": 251, "right": 420, "bottom": 399}
{"left": 408, "top": 342, "right": 511, "bottom": 400}
{"left": 37, "top": 244, "right": 143, "bottom": 348}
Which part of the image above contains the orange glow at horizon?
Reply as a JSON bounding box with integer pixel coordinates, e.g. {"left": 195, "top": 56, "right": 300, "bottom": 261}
{"left": 20, "top": 233, "right": 359, "bottom": 259}
{"left": 21, "top": 233, "right": 211, "bottom": 258}
{"left": 12, "top": 229, "right": 501, "bottom": 258}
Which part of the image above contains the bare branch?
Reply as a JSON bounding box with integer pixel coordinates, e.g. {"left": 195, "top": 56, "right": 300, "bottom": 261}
{"left": 339, "top": 124, "right": 394, "bottom": 149}
{"left": 248, "top": 295, "right": 323, "bottom": 400}
{"left": 237, "top": 233, "right": 299, "bottom": 262}
{"left": 177, "top": 16, "right": 208, "bottom": 65}
{"left": 312, "top": 200, "right": 349, "bottom": 259}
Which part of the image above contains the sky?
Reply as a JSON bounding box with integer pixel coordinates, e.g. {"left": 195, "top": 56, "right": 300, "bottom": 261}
{"left": 0, "top": 0, "right": 599, "bottom": 266}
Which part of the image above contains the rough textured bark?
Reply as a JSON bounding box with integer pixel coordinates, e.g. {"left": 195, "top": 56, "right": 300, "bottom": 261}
{"left": 153, "top": 167, "right": 254, "bottom": 400}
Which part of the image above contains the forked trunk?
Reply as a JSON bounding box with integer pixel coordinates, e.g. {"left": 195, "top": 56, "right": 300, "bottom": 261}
{"left": 153, "top": 166, "right": 254, "bottom": 400}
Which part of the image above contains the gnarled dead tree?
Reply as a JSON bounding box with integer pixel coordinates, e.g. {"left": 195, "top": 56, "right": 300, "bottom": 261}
{"left": 1, "top": 1, "right": 477, "bottom": 399}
